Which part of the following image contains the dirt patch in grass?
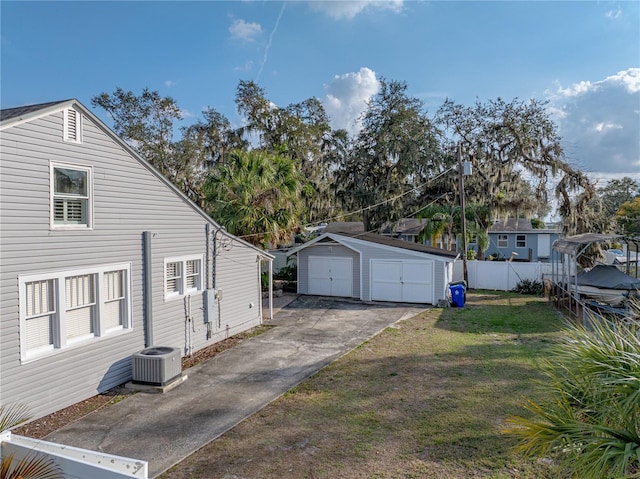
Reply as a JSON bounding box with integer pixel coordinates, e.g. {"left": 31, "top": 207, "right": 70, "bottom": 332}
{"left": 162, "top": 291, "right": 563, "bottom": 479}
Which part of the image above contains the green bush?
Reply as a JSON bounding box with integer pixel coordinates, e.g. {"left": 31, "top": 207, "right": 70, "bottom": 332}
{"left": 512, "top": 279, "right": 543, "bottom": 295}
{"left": 274, "top": 264, "right": 297, "bottom": 282}
{"left": 506, "top": 312, "right": 640, "bottom": 478}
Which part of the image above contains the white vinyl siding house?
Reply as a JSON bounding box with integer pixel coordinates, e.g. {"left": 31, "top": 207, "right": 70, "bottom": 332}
{"left": 1, "top": 100, "right": 273, "bottom": 420}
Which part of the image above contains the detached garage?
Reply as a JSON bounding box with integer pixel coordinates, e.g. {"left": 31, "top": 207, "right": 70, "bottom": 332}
{"left": 288, "top": 232, "right": 458, "bottom": 305}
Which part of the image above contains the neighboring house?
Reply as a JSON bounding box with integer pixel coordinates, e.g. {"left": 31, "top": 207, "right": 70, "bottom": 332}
{"left": 483, "top": 219, "right": 561, "bottom": 262}
{"left": 380, "top": 218, "right": 429, "bottom": 244}
{"left": 322, "top": 221, "right": 366, "bottom": 235}
{"left": 0, "top": 100, "right": 273, "bottom": 420}
{"left": 288, "top": 232, "right": 458, "bottom": 305}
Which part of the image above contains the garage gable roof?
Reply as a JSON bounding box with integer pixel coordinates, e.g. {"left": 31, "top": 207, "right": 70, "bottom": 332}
{"left": 289, "top": 232, "right": 458, "bottom": 261}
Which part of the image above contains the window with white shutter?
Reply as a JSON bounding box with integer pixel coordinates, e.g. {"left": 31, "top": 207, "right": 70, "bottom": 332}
{"left": 64, "top": 274, "right": 95, "bottom": 341}
{"left": 164, "top": 256, "right": 203, "bottom": 300}
{"left": 166, "top": 261, "right": 181, "bottom": 298}
{"left": 19, "top": 263, "right": 131, "bottom": 362}
{"left": 185, "top": 260, "right": 200, "bottom": 291}
{"left": 51, "top": 163, "right": 92, "bottom": 229}
{"left": 63, "top": 108, "right": 82, "bottom": 143}
{"left": 103, "top": 270, "right": 125, "bottom": 330}
{"left": 24, "top": 279, "right": 56, "bottom": 353}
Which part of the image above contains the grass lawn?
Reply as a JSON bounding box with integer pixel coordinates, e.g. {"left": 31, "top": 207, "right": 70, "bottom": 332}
{"left": 163, "top": 291, "right": 565, "bottom": 479}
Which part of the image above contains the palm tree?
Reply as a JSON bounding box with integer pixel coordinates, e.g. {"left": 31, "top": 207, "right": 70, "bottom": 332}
{"left": 203, "top": 150, "right": 304, "bottom": 247}
{"left": 1, "top": 403, "right": 63, "bottom": 479}
{"left": 417, "top": 204, "right": 460, "bottom": 251}
{"left": 506, "top": 309, "right": 640, "bottom": 478}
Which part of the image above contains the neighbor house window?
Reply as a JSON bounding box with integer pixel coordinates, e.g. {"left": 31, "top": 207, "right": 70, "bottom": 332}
{"left": 63, "top": 108, "right": 82, "bottom": 143}
{"left": 516, "top": 235, "right": 526, "bottom": 248}
{"left": 19, "top": 263, "right": 131, "bottom": 362}
{"left": 164, "top": 255, "right": 203, "bottom": 300}
{"left": 498, "top": 234, "right": 508, "bottom": 248}
{"left": 51, "top": 163, "right": 92, "bottom": 229}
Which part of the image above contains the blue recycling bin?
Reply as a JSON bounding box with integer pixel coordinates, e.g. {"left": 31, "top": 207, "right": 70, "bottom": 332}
{"left": 449, "top": 283, "right": 465, "bottom": 308}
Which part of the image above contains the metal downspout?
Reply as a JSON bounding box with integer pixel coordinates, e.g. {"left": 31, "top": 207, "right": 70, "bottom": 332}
{"left": 269, "top": 258, "right": 273, "bottom": 321}
{"left": 143, "top": 231, "right": 154, "bottom": 347}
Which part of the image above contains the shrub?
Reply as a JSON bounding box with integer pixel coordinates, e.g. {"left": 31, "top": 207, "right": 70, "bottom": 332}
{"left": 506, "top": 312, "right": 640, "bottom": 478}
{"left": 512, "top": 279, "right": 543, "bottom": 295}
{"left": 274, "top": 264, "right": 297, "bottom": 282}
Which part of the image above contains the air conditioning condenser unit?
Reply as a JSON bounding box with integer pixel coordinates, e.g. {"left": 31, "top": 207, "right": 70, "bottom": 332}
{"left": 131, "top": 346, "right": 182, "bottom": 386}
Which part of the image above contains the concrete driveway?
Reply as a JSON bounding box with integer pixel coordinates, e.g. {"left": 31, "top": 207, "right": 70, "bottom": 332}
{"left": 45, "top": 296, "right": 428, "bottom": 478}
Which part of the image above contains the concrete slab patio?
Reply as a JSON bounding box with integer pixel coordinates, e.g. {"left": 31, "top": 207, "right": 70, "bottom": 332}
{"left": 45, "top": 296, "right": 428, "bottom": 478}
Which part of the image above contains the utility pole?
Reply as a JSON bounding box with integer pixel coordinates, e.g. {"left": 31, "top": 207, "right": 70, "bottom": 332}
{"left": 457, "top": 143, "right": 468, "bottom": 286}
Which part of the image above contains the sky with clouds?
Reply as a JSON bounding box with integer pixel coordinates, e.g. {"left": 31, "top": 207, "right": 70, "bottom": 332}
{"left": 1, "top": 1, "right": 638, "bottom": 183}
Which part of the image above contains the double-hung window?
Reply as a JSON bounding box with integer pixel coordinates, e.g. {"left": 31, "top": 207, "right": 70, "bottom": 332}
{"left": 65, "top": 274, "right": 95, "bottom": 342}
{"left": 498, "top": 234, "right": 508, "bottom": 248}
{"left": 103, "top": 270, "right": 126, "bottom": 331}
{"left": 51, "top": 163, "right": 92, "bottom": 229}
{"left": 19, "top": 263, "right": 131, "bottom": 362}
{"left": 24, "top": 279, "right": 56, "bottom": 355}
{"left": 164, "top": 255, "right": 203, "bottom": 300}
{"left": 516, "top": 234, "right": 527, "bottom": 248}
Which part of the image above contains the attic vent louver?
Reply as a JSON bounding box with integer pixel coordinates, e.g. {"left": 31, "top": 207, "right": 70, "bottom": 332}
{"left": 64, "top": 108, "right": 82, "bottom": 143}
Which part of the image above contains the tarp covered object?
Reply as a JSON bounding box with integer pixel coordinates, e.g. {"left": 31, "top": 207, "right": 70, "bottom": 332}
{"left": 576, "top": 265, "right": 640, "bottom": 290}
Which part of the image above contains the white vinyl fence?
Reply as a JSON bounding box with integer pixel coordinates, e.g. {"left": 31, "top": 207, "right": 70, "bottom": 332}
{"left": 1, "top": 431, "right": 148, "bottom": 478}
{"left": 452, "top": 260, "right": 556, "bottom": 291}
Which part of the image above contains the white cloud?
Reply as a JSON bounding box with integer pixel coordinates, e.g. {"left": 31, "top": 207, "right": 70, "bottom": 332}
{"left": 165, "top": 80, "right": 176, "bottom": 88}
{"left": 229, "top": 19, "right": 262, "bottom": 42}
{"left": 605, "top": 6, "right": 622, "bottom": 19}
{"left": 309, "top": 0, "right": 403, "bottom": 20}
{"left": 322, "top": 67, "right": 380, "bottom": 135}
{"left": 234, "top": 60, "right": 254, "bottom": 73}
{"left": 593, "top": 122, "right": 622, "bottom": 133}
{"left": 548, "top": 68, "right": 640, "bottom": 179}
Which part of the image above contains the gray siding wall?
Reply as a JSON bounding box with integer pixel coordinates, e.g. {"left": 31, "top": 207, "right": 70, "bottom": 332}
{"left": 296, "top": 236, "right": 451, "bottom": 304}
{"left": 0, "top": 110, "right": 262, "bottom": 419}
{"left": 349, "top": 243, "right": 446, "bottom": 303}
{"left": 297, "top": 244, "right": 360, "bottom": 298}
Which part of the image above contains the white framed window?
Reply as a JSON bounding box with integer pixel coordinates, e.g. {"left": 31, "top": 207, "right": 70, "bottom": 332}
{"left": 64, "top": 273, "right": 96, "bottom": 343}
{"left": 164, "top": 255, "right": 203, "bottom": 300}
{"left": 103, "top": 270, "right": 126, "bottom": 331}
{"left": 516, "top": 234, "right": 527, "bottom": 248}
{"left": 51, "top": 162, "right": 93, "bottom": 229}
{"left": 19, "top": 263, "right": 132, "bottom": 362}
{"left": 24, "top": 279, "right": 56, "bottom": 355}
{"left": 498, "top": 234, "right": 508, "bottom": 248}
{"left": 63, "top": 108, "right": 82, "bottom": 143}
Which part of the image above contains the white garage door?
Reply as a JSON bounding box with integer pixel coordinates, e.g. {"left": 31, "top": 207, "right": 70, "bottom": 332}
{"left": 308, "top": 256, "right": 353, "bottom": 297}
{"left": 371, "top": 259, "right": 433, "bottom": 304}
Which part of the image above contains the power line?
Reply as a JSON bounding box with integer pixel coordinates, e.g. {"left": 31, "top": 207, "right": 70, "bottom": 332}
{"left": 236, "top": 165, "right": 457, "bottom": 241}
